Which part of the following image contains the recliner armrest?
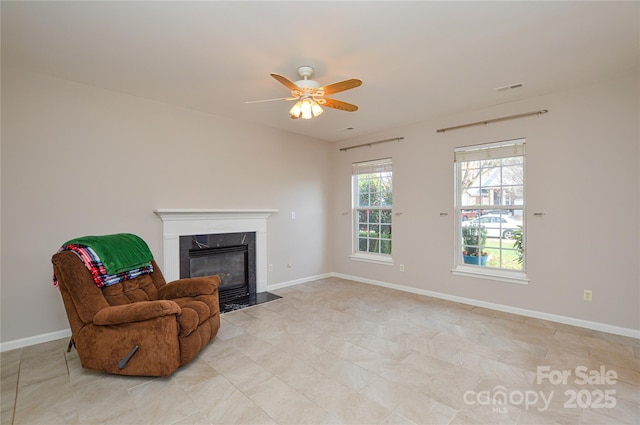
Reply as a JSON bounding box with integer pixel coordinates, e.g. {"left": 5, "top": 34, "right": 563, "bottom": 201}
{"left": 158, "top": 275, "right": 221, "bottom": 300}
{"left": 93, "top": 300, "right": 181, "bottom": 325}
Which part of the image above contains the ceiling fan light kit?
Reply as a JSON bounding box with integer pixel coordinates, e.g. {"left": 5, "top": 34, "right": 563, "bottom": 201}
{"left": 249, "top": 65, "right": 362, "bottom": 120}
{"left": 290, "top": 97, "right": 323, "bottom": 119}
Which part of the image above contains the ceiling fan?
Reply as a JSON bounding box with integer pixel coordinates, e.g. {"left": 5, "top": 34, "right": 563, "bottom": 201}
{"left": 246, "top": 66, "right": 362, "bottom": 119}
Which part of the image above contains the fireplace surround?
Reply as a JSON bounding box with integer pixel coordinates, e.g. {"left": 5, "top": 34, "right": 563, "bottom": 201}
{"left": 154, "top": 209, "right": 278, "bottom": 310}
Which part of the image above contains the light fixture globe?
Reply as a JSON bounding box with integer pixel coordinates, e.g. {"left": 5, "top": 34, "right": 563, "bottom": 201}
{"left": 300, "top": 98, "right": 313, "bottom": 119}
{"left": 311, "top": 101, "right": 323, "bottom": 117}
{"left": 289, "top": 102, "right": 302, "bottom": 118}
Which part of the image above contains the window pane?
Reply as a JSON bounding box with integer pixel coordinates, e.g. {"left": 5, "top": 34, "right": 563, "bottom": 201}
{"left": 484, "top": 247, "right": 500, "bottom": 267}
{"left": 502, "top": 164, "right": 523, "bottom": 185}
{"left": 368, "top": 239, "right": 380, "bottom": 254}
{"left": 480, "top": 166, "right": 500, "bottom": 187}
{"left": 369, "top": 210, "right": 380, "bottom": 224}
{"left": 381, "top": 210, "right": 392, "bottom": 223}
{"left": 370, "top": 189, "right": 380, "bottom": 206}
{"left": 358, "top": 210, "right": 367, "bottom": 223}
{"left": 482, "top": 186, "right": 503, "bottom": 205}
{"left": 359, "top": 193, "right": 370, "bottom": 207}
{"left": 460, "top": 189, "right": 480, "bottom": 207}
{"left": 502, "top": 248, "right": 523, "bottom": 271}
{"left": 381, "top": 191, "right": 392, "bottom": 207}
{"left": 504, "top": 185, "right": 524, "bottom": 200}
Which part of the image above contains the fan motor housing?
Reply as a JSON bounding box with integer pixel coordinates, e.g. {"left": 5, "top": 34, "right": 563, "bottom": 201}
{"left": 295, "top": 79, "right": 321, "bottom": 89}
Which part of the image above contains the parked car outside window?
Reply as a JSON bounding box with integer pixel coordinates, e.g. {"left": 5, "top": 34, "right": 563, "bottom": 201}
{"left": 461, "top": 210, "right": 479, "bottom": 221}
{"left": 462, "top": 214, "right": 522, "bottom": 239}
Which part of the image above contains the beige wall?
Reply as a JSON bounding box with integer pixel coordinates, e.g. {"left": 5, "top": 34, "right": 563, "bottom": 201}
{"left": 2, "top": 68, "right": 638, "bottom": 347}
{"left": 332, "top": 74, "right": 639, "bottom": 332}
{"left": 1, "top": 68, "right": 334, "bottom": 343}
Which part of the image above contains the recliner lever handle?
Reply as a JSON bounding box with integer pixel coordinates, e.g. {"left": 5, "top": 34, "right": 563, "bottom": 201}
{"left": 118, "top": 345, "right": 139, "bottom": 369}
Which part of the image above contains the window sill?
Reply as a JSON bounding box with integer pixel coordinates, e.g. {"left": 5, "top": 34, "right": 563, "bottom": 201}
{"left": 452, "top": 265, "right": 529, "bottom": 285}
{"left": 350, "top": 253, "right": 394, "bottom": 266}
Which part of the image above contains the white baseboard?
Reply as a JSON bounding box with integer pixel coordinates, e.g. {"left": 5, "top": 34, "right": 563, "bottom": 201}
{"left": 332, "top": 272, "right": 640, "bottom": 339}
{"left": 266, "top": 273, "right": 333, "bottom": 291}
{"left": 1, "top": 328, "right": 71, "bottom": 353}
{"left": 3, "top": 272, "right": 637, "bottom": 352}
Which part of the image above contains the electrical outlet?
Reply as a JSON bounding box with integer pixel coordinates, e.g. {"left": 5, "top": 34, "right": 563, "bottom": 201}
{"left": 399, "top": 264, "right": 405, "bottom": 272}
{"left": 583, "top": 290, "right": 593, "bottom": 302}
{"left": 268, "top": 264, "right": 273, "bottom": 272}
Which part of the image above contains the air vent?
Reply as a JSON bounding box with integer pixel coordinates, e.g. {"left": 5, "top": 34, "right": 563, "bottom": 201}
{"left": 495, "top": 83, "right": 524, "bottom": 92}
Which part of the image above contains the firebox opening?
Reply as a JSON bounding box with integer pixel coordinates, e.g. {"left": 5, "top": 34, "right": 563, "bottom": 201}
{"left": 179, "top": 232, "right": 280, "bottom": 312}
{"left": 189, "top": 245, "right": 249, "bottom": 293}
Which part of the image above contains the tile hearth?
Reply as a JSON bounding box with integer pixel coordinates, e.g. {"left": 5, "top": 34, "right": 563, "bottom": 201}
{"left": 220, "top": 291, "right": 282, "bottom": 313}
{"left": 2, "top": 277, "right": 639, "bottom": 424}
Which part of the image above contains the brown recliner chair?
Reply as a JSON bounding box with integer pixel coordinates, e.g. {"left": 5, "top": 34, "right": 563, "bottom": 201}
{"left": 52, "top": 250, "right": 220, "bottom": 376}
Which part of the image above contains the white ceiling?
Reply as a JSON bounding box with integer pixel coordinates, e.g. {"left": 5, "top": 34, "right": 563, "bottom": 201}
{"left": 2, "top": 1, "right": 638, "bottom": 142}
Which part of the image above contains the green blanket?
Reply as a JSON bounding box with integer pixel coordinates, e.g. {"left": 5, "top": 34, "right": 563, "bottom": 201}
{"left": 63, "top": 233, "right": 153, "bottom": 274}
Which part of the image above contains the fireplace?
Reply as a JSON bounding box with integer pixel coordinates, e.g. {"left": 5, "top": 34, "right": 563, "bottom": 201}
{"left": 154, "top": 209, "right": 280, "bottom": 312}
{"left": 180, "top": 232, "right": 256, "bottom": 304}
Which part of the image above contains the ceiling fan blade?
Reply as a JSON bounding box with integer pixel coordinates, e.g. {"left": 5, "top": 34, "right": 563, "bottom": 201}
{"left": 271, "top": 73, "right": 300, "bottom": 91}
{"left": 322, "top": 98, "right": 359, "bottom": 112}
{"left": 245, "top": 97, "right": 297, "bottom": 104}
{"left": 320, "top": 79, "right": 362, "bottom": 95}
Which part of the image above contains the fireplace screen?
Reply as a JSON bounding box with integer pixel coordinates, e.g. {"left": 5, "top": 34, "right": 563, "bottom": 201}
{"left": 189, "top": 245, "right": 248, "bottom": 290}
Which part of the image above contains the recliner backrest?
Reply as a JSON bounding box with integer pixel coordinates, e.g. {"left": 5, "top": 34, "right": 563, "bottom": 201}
{"left": 101, "top": 275, "right": 156, "bottom": 305}
{"left": 53, "top": 252, "right": 168, "bottom": 313}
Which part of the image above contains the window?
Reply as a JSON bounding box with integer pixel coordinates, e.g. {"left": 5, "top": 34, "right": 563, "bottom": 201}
{"left": 352, "top": 158, "right": 393, "bottom": 263}
{"left": 454, "top": 139, "right": 528, "bottom": 283}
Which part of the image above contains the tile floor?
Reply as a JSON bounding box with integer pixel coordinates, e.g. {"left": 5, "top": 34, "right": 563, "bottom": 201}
{"left": 1, "top": 277, "right": 639, "bottom": 424}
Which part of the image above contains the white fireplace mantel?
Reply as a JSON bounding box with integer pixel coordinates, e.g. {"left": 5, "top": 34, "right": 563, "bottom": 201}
{"left": 154, "top": 209, "right": 277, "bottom": 292}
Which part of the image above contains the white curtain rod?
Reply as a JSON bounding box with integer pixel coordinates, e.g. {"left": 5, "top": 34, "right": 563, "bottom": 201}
{"left": 436, "top": 109, "right": 548, "bottom": 133}
{"left": 339, "top": 137, "right": 404, "bottom": 152}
